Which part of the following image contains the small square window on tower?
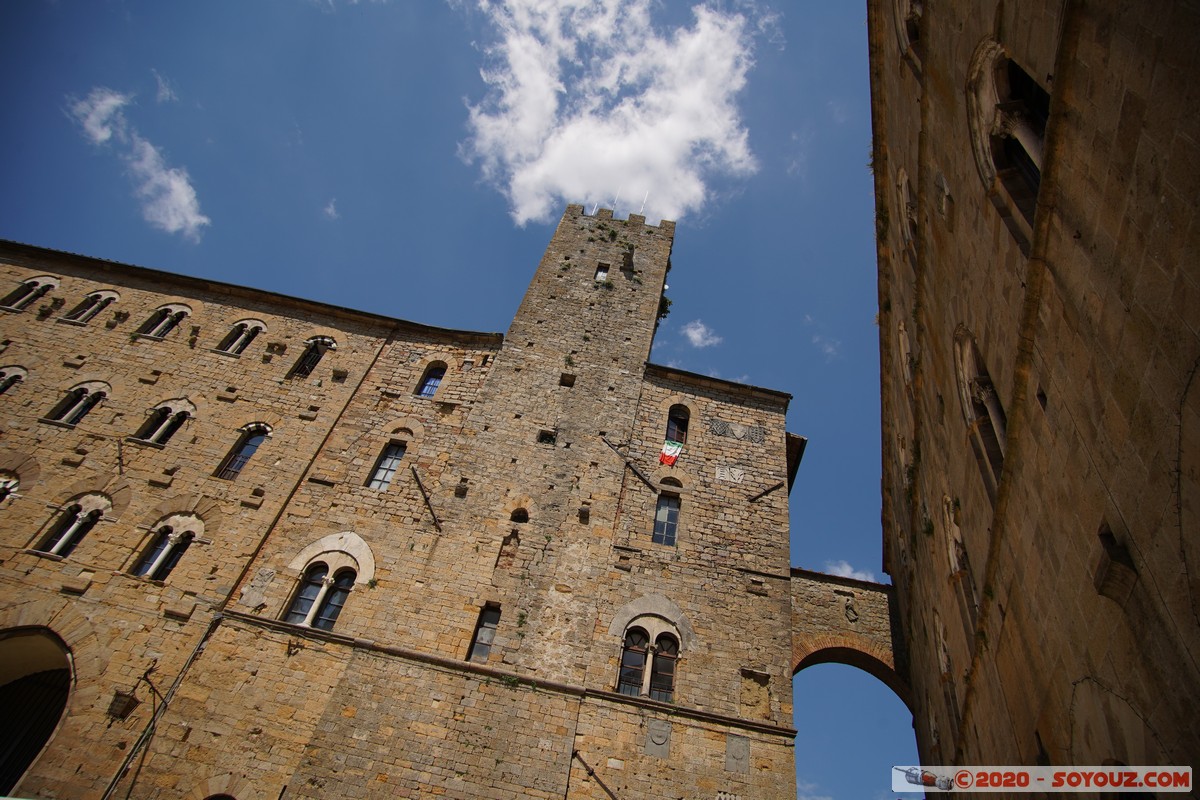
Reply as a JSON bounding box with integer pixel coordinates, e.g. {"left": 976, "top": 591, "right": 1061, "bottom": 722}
{"left": 537, "top": 429, "right": 557, "bottom": 446}
{"left": 594, "top": 264, "right": 609, "bottom": 282}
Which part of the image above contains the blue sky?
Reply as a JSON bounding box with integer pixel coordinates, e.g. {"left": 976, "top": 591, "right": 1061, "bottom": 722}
{"left": 0, "top": 2, "right": 919, "bottom": 797}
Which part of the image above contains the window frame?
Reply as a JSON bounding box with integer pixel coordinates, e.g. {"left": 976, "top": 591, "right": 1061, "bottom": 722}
{"left": 365, "top": 440, "right": 407, "bottom": 491}
{"left": 44, "top": 382, "right": 109, "bottom": 426}
{"left": 286, "top": 336, "right": 336, "bottom": 379}
{"left": 0, "top": 276, "right": 58, "bottom": 311}
{"left": 135, "top": 304, "right": 190, "bottom": 339}
{"left": 36, "top": 494, "right": 111, "bottom": 558}
{"left": 615, "top": 616, "right": 682, "bottom": 702}
{"left": 214, "top": 423, "right": 270, "bottom": 480}
{"left": 652, "top": 493, "right": 681, "bottom": 547}
{"left": 283, "top": 560, "right": 357, "bottom": 631}
{"left": 467, "top": 605, "right": 502, "bottom": 664}
{"left": 415, "top": 363, "right": 447, "bottom": 398}
{"left": 60, "top": 291, "right": 118, "bottom": 324}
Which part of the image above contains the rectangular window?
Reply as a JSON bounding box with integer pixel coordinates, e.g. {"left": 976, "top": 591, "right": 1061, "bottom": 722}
{"left": 653, "top": 495, "right": 680, "bottom": 546}
{"left": 594, "top": 265, "right": 609, "bottom": 281}
{"left": 366, "top": 442, "right": 407, "bottom": 490}
{"left": 468, "top": 605, "right": 501, "bottom": 663}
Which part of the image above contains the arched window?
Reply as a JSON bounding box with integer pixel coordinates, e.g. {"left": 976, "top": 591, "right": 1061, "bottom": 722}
{"left": 36, "top": 494, "right": 111, "bottom": 557}
{"left": 415, "top": 362, "right": 447, "bottom": 398}
{"left": 284, "top": 563, "right": 356, "bottom": 631}
{"left": 649, "top": 633, "right": 679, "bottom": 701}
{"left": 287, "top": 336, "right": 335, "bottom": 379}
{"left": 616, "top": 616, "right": 682, "bottom": 702}
{"left": 510, "top": 507, "right": 529, "bottom": 523}
{"left": 665, "top": 404, "right": 689, "bottom": 445}
{"left": 954, "top": 329, "right": 1007, "bottom": 503}
{"left": 61, "top": 291, "right": 118, "bottom": 323}
{"left": 132, "top": 514, "right": 201, "bottom": 581}
{"left": 132, "top": 399, "right": 194, "bottom": 445}
{"left": 135, "top": 304, "right": 189, "bottom": 338}
{"left": 366, "top": 441, "right": 406, "bottom": 491}
{"left": 215, "top": 319, "right": 265, "bottom": 355}
{"left": 215, "top": 423, "right": 270, "bottom": 480}
{"left": 967, "top": 39, "right": 1051, "bottom": 243}
{"left": 653, "top": 492, "right": 680, "bottom": 546}
{"left": 0, "top": 366, "right": 26, "bottom": 396}
{"left": 617, "top": 627, "right": 649, "bottom": 696}
{"left": 44, "top": 382, "right": 109, "bottom": 425}
{"left": 0, "top": 276, "right": 58, "bottom": 311}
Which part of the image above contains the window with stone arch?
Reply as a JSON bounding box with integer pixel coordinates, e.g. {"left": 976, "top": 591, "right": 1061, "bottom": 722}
{"left": 665, "top": 404, "right": 690, "bottom": 445}
{"left": 135, "top": 303, "right": 190, "bottom": 338}
{"left": 61, "top": 290, "right": 118, "bottom": 324}
{"left": 652, "top": 478, "right": 683, "bottom": 546}
{"left": 967, "top": 38, "right": 1051, "bottom": 248}
{"left": 44, "top": 381, "right": 109, "bottom": 426}
{"left": 215, "top": 319, "right": 266, "bottom": 356}
{"left": 415, "top": 361, "right": 447, "bottom": 398}
{"left": 131, "top": 513, "right": 203, "bottom": 582}
{"left": 891, "top": 0, "right": 923, "bottom": 67}
{"left": 214, "top": 422, "right": 270, "bottom": 480}
{"left": 953, "top": 328, "right": 1007, "bottom": 503}
{"left": 287, "top": 335, "right": 335, "bottom": 379}
{"left": 0, "top": 366, "right": 26, "bottom": 397}
{"left": 0, "top": 275, "right": 58, "bottom": 311}
{"left": 616, "top": 615, "right": 682, "bottom": 702}
{"left": 35, "top": 493, "right": 111, "bottom": 558}
{"left": 132, "top": 398, "right": 194, "bottom": 446}
{"left": 282, "top": 533, "right": 374, "bottom": 632}
{"left": 366, "top": 440, "right": 407, "bottom": 491}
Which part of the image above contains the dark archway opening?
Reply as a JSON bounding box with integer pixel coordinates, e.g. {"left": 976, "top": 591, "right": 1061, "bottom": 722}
{"left": 0, "top": 628, "right": 72, "bottom": 794}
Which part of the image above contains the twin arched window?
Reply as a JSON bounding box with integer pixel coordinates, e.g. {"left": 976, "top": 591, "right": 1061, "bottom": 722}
{"left": 45, "top": 382, "right": 109, "bottom": 425}
{"left": 284, "top": 563, "right": 356, "bottom": 630}
{"left": 36, "top": 494, "right": 111, "bottom": 557}
{"left": 133, "top": 399, "right": 194, "bottom": 445}
{"left": 0, "top": 366, "right": 26, "bottom": 397}
{"left": 0, "top": 276, "right": 57, "bottom": 311}
{"left": 617, "top": 621, "right": 680, "bottom": 702}
{"left": 215, "top": 423, "right": 270, "bottom": 480}
{"left": 216, "top": 320, "right": 265, "bottom": 355}
{"left": 287, "top": 336, "right": 336, "bottom": 379}
{"left": 132, "top": 515, "right": 201, "bottom": 581}
{"left": 136, "top": 304, "right": 190, "bottom": 338}
{"left": 61, "top": 291, "right": 118, "bottom": 323}
{"left": 967, "top": 39, "right": 1050, "bottom": 242}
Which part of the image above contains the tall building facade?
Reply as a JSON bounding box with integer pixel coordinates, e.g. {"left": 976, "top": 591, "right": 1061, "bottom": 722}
{"left": 870, "top": 0, "right": 1200, "bottom": 769}
{"left": 0, "top": 206, "right": 842, "bottom": 798}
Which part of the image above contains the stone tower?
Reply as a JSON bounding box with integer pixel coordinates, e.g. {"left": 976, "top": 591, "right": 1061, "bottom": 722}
{"left": 870, "top": 0, "right": 1200, "bottom": 770}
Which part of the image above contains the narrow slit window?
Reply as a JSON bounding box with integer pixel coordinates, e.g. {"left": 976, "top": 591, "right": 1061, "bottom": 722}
{"left": 467, "top": 605, "right": 501, "bottom": 663}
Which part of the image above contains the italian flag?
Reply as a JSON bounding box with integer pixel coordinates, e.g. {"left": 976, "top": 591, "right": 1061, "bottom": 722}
{"left": 659, "top": 439, "right": 683, "bottom": 466}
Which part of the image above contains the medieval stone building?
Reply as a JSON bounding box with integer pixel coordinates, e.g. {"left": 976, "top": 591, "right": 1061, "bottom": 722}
{"left": 0, "top": 205, "right": 902, "bottom": 798}
{"left": 871, "top": 0, "right": 1200, "bottom": 771}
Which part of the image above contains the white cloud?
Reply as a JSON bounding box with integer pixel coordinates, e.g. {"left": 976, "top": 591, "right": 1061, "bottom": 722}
{"left": 324, "top": 198, "right": 340, "bottom": 219}
{"left": 68, "top": 86, "right": 210, "bottom": 241}
{"left": 681, "top": 319, "right": 722, "bottom": 348}
{"left": 152, "top": 69, "right": 178, "bottom": 103}
{"left": 69, "top": 87, "right": 131, "bottom": 145}
{"left": 459, "top": 0, "right": 765, "bottom": 225}
{"left": 812, "top": 334, "right": 841, "bottom": 360}
{"left": 825, "top": 559, "right": 876, "bottom": 582}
